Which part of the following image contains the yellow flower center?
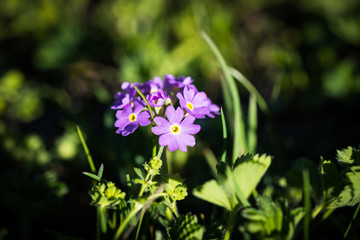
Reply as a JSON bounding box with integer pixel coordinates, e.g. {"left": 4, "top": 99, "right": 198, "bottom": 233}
{"left": 129, "top": 113, "right": 137, "bottom": 122}
{"left": 171, "top": 124, "right": 181, "bottom": 134}
{"left": 187, "top": 102, "right": 194, "bottom": 110}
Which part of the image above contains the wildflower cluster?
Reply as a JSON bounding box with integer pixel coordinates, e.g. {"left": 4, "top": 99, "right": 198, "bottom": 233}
{"left": 90, "top": 181, "right": 126, "bottom": 208}
{"left": 112, "top": 74, "right": 220, "bottom": 152}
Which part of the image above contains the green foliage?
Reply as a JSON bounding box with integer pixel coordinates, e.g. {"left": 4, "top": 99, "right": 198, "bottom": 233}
{"left": 193, "top": 179, "right": 232, "bottom": 210}
{"left": 321, "top": 160, "right": 360, "bottom": 209}
{"left": 168, "top": 213, "right": 205, "bottom": 240}
{"left": 241, "top": 196, "right": 304, "bottom": 240}
{"left": 336, "top": 146, "right": 360, "bottom": 166}
{"left": 165, "top": 175, "right": 188, "bottom": 203}
{"left": 90, "top": 181, "right": 126, "bottom": 208}
{"left": 193, "top": 153, "right": 272, "bottom": 210}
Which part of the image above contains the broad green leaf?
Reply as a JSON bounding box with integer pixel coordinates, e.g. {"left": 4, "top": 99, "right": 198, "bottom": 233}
{"left": 325, "top": 166, "right": 360, "bottom": 208}
{"left": 232, "top": 154, "right": 271, "bottom": 199}
{"left": 193, "top": 179, "right": 232, "bottom": 210}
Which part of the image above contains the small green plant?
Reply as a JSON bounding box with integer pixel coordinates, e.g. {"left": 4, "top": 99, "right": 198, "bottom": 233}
{"left": 78, "top": 32, "right": 360, "bottom": 240}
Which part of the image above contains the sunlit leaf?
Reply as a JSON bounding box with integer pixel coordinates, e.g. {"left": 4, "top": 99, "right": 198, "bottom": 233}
{"left": 232, "top": 154, "right": 272, "bottom": 199}
{"left": 193, "top": 179, "right": 232, "bottom": 210}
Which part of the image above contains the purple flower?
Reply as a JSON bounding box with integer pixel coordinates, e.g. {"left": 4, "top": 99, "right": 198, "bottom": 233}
{"left": 146, "top": 89, "right": 170, "bottom": 107}
{"left": 147, "top": 76, "right": 164, "bottom": 92}
{"left": 121, "top": 82, "right": 151, "bottom": 98}
{"left": 205, "top": 99, "right": 221, "bottom": 118}
{"left": 176, "top": 87, "right": 211, "bottom": 119}
{"left": 152, "top": 105, "right": 201, "bottom": 152}
{"left": 111, "top": 92, "right": 132, "bottom": 110}
{"left": 164, "top": 74, "right": 196, "bottom": 92}
{"left": 115, "top": 99, "right": 151, "bottom": 136}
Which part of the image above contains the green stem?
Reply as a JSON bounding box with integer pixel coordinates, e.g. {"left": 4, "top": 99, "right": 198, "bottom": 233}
{"left": 311, "top": 204, "right": 323, "bottom": 219}
{"left": 224, "top": 209, "right": 236, "bottom": 240}
{"left": 114, "top": 202, "right": 144, "bottom": 240}
{"left": 135, "top": 208, "right": 145, "bottom": 240}
{"left": 220, "top": 108, "right": 227, "bottom": 164}
{"left": 343, "top": 203, "right": 360, "bottom": 239}
{"left": 76, "top": 125, "right": 96, "bottom": 173}
{"left": 138, "top": 171, "right": 151, "bottom": 198}
{"left": 96, "top": 206, "right": 100, "bottom": 240}
{"left": 157, "top": 146, "right": 165, "bottom": 159}
{"left": 303, "top": 169, "right": 311, "bottom": 240}
{"left": 100, "top": 206, "right": 107, "bottom": 233}
{"left": 158, "top": 146, "right": 168, "bottom": 175}
{"left": 132, "top": 83, "right": 154, "bottom": 121}
{"left": 152, "top": 136, "right": 157, "bottom": 158}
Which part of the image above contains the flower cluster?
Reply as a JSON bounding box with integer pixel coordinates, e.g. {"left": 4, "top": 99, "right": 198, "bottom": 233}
{"left": 90, "top": 181, "right": 126, "bottom": 208}
{"left": 112, "top": 74, "right": 220, "bottom": 152}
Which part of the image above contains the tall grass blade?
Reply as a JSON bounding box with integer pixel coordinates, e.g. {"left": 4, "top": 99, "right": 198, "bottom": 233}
{"left": 76, "top": 125, "right": 96, "bottom": 173}
{"left": 303, "top": 169, "right": 311, "bottom": 240}
{"left": 229, "top": 67, "right": 269, "bottom": 115}
{"left": 201, "top": 31, "right": 247, "bottom": 162}
{"left": 221, "top": 108, "right": 228, "bottom": 163}
{"left": 343, "top": 203, "right": 360, "bottom": 239}
{"left": 247, "top": 95, "right": 257, "bottom": 153}
{"left": 203, "top": 148, "right": 218, "bottom": 177}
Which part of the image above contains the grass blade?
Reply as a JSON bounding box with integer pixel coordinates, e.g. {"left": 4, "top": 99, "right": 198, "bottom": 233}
{"left": 229, "top": 67, "right": 269, "bottom": 115}
{"left": 83, "top": 172, "right": 102, "bottom": 182}
{"left": 343, "top": 203, "right": 360, "bottom": 239}
{"left": 303, "top": 169, "right": 311, "bottom": 240}
{"left": 201, "top": 31, "right": 247, "bottom": 162}
{"left": 97, "top": 164, "right": 104, "bottom": 178}
{"left": 247, "top": 95, "right": 257, "bottom": 153}
{"left": 221, "top": 108, "right": 228, "bottom": 163}
{"left": 76, "top": 125, "right": 96, "bottom": 173}
{"left": 203, "top": 147, "right": 218, "bottom": 177}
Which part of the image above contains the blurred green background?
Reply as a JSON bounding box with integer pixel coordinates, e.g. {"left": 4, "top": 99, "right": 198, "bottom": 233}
{"left": 1, "top": 0, "right": 360, "bottom": 239}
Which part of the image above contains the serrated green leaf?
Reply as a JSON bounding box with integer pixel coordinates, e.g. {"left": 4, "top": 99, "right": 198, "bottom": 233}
{"left": 133, "top": 167, "right": 144, "bottom": 179}
{"left": 168, "top": 213, "right": 205, "bottom": 240}
{"left": 337, "top": 147, "right": 354, "bottom": 165}
{"left": 241, "top": 196, "right": 283, "bottom": 237}
{"left": 193, "top": 179, "right": 232, "bottom": 210}
{"left": 325, "top": 166, "right": 360, "bottom": 208}
{"left": 232, "top": 154, "right": 271, "bottom": 199}
{"left": 336, "top": 146, "right": 360, "bottom": 166}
